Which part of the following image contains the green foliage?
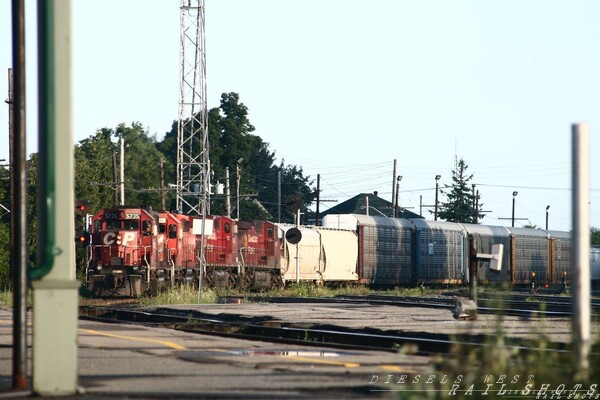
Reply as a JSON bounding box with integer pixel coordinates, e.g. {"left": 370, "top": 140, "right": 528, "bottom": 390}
{"left": 0, "top": 157, "right": 38, "bottom": 286}
{"left": 75, "top": 122, "right": 174, "bottom": 212}
{"left": 438, "top": 158, "right": 484, "bottom": 223}
{"left": 0, "top": 290, "right": 12, "bottom": 307}
{"left": 0, "top": 167, "right": 9, "bottom": 289}
{"left": 158, "top": 92, "right": 315, "bottom": 221}
{"left": 591, "top": 227, "right": 600, "bottom": 245}
{"left": 74, "top": 128, "right": 119, "bottom": 210}
{"left": 0, "top": 222, "right": 9, "bottom": 289}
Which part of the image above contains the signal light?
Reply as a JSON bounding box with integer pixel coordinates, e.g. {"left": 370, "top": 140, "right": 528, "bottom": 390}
{"left": 75, "top": 231, "right": 91, "bottom": 247}
{"left": 75, "top": 200, "right": 90, "bottom": 217}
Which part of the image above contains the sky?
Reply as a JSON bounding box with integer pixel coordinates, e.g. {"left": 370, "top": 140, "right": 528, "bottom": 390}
{"left": 1, "top": 0, "right": 600, "bottom": 232}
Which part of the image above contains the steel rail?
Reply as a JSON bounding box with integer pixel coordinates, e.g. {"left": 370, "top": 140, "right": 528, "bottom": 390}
{"left": 79, "top": 306, "right": 577, "bottom": 358}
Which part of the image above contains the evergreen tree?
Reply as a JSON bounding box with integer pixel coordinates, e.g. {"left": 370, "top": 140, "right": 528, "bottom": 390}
{"left": 438, "top": 158, "right": 484, "bottom": 223}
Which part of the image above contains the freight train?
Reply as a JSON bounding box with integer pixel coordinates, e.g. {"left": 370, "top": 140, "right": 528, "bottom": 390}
{"left": 83, "top": 206, "right": 598, "bottom": 297}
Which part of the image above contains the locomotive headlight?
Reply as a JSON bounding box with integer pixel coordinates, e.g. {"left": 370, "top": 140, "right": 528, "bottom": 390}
{"left": 96, "top": 261, "right": 103, "bottom": 271}
{"left": 117, "top": 235, "right": 122, "bottom": 245}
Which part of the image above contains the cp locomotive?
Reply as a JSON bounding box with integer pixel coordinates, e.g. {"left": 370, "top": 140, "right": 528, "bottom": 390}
{"left": 82, "top": 206, "right": 596, "bottom": 297}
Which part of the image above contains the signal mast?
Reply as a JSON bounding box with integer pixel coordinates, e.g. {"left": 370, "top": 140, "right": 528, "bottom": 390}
{"left": 177, "top": 0, "right": 210, "bottom": 216}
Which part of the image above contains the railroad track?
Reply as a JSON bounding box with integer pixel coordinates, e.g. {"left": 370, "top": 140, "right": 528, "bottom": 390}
{"left": 227, "top": 293, "right": 600, "bottom": 319}
{"left": 79, "top": 301, "right": 578, "bottom": 359}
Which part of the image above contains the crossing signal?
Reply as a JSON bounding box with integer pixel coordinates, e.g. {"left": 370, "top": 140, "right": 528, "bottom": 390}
{"left": 75, "top": 231, "right": 91, "bottom": 247}
{"left": 75, "top": 200, "right": 90, "bottom": 217}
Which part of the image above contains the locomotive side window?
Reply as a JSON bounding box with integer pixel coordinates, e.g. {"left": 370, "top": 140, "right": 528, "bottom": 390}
{"left": 106, "top": 220, "right": 120, "bottom": 230}
{"left": 142, "top": 220, "right": 152, "bottom": 235}
{"left": 224, "top": 223, "right": 231, "bottom": 234}
{"left": 169, "top": 224, "right": 177, "bottom": 239}
{"left": 124, "top": 220, "right": 139, "bottom": 230}
{"left": 159, "top": 224, "right": 166, "bottom": 234}
{"left": 267, "top": 227, "right": 273, "bottom": 238}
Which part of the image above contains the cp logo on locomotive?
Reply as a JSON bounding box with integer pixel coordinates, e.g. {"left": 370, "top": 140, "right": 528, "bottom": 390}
{"left": 103, "top": 231, "right": 137, "bottom": 246}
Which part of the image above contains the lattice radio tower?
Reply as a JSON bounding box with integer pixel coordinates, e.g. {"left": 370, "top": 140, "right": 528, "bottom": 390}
{"left": 177, "top": 0, "right": 210, "bottom": 215}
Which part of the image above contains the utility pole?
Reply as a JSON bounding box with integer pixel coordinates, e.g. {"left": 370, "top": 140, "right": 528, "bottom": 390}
{"left": 475, "top": 189, "right": 480, "bottom": 223}
{"left": 511, "top": 191, "right": 517, "bottom": 227}
{"left": 395, "top": 176, "right": 402, "bottom": 218}
{"left": 120, "top": 136, "right": 125, "bottom": 205}
{"left": 499, "top": 191, "right": 526, "bottom": 227}
{"left": 391, "top": 159, "right": 397, "bottom": 217}
{"left": 9, "top": 0, "right": 28, "bottom": 388}
{"left": 225, "top": 167, "right": 231, "bottom": 217}
{"left": 315, "top": 174, "right": 320, "bottom": 225}
{"left": 277, "top": 169, "right": 281, "bottom": 223}
{"left": 434, "top": 175, "right": 441, "bottom": 220}
{"left": 472, "top": 184, "right": 476, "bottom": 223}
{"left": 160, "top": 158, "right": 166, "bottom": 210}
{"left": 236, "top": 158, "right": 243, "bottom": 219}
{"left": 112, "top": 151, "right": 118, "bottom": 206}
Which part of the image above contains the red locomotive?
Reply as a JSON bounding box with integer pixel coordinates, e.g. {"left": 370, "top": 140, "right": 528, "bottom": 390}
{"left": 85, "top": 206, "right": 282, "bottom": 296}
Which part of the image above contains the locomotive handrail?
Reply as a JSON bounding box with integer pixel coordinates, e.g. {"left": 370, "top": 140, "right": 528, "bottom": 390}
{"left": 141, "top": 246, "right": 151, "bottom": 284}
{"left": 167, "top": 247, "right": 175, "bottom": 288}
{"left": 237, "top": 248, "right": 245, "bottom": 275}
{"left": 196, "top": 252, "right": 206, "bottom": 275}
{"left": 167, "top": 248, "right": 175, "bottom": 268}
{"left": 84, "top": 246, "right": 92, "bottom": 284}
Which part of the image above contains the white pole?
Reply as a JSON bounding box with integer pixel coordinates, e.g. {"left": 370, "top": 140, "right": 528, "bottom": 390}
{"left": 572, "top": 123, "right": 590, "bottom": 380}
{"left": 120, "top": 136, "right": 125, "bottom": 205}
{"left": 278, "top": 170, "right": 281, "bottom": 223}
{"left": 236, "top": 163, "right": 241, "bottom": 219}
{"left": 225, "top": 167, "right": 231, "bottom": 218}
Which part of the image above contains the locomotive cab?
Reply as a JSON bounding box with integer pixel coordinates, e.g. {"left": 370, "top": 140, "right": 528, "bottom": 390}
{"left": 87, "top": 207, "right": 158, "bottom": 296}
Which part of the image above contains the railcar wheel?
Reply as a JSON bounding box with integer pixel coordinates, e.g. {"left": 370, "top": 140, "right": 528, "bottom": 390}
{"left": 204, "top": 268, "right": 214, "bottom": 288}
{"left": 240, "top": 271, "right": 253, "bottom": 290}
{"left": 271, "top": 273, "right": 284, "bottom": 291}
{"left": 228, "top": 272, "right": 239, "bottom": 289}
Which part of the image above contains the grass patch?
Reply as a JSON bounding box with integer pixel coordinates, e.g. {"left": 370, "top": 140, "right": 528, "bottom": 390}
{"left": 241, "top": 283, "right": 444, "bottom": 299}
{"left": 0, "top": 290, "right": 12, "bottom": 307}
{"left": 0, "top": 290, "right": 33, "bottom": 308}
{"left": 138, "top": 285, "right": 218, "bottom": 306}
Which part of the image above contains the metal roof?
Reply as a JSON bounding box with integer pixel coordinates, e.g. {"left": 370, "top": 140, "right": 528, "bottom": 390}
{"left": 319, "top": 193, "right": 423, "bottom": 219}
